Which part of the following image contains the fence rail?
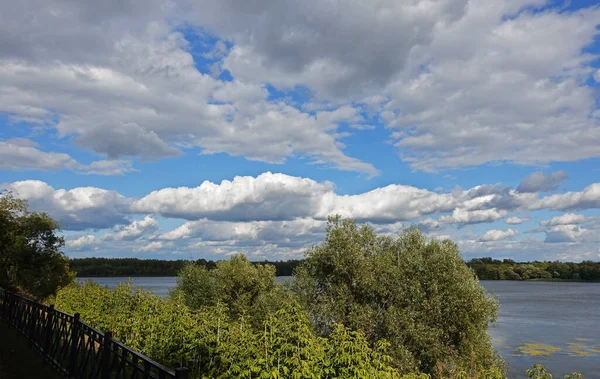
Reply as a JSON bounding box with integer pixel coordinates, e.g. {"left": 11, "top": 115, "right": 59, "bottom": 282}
{"left": 0, "top": 288, "right": 188, "bottom": 379}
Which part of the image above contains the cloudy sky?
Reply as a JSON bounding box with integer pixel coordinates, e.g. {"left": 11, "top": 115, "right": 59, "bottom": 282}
{"left": 1, "top": 0, "right": 600, "bottom": 262}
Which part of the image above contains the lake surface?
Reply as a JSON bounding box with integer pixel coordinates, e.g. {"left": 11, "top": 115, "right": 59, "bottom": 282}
{"left": 77, "top": 277, "right": 600, "bottom": 378}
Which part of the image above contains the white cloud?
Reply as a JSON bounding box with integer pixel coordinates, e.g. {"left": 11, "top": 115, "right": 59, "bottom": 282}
{"left": 132, "top": 172, "right": 334, "bottom": 221}
{"left": 531, "top": 183, "right": 600, "bottom": 211}
{"left": 1, "top": 180, "right": 130, "bottom": 230}
{"left": 132, "top": 172, "right": 456, "bottom": 222}
{"left": 440, "top": 208, "right": 508, "bottom": 225}
{"left": 135, "top": 241, "right": 164, "bottom": 252}
{"left": 0, "top": 138, "right": 136, "bottom": 175}
{"left": 541, "top": 213, "right": 587, "bottom": 226}
{"left": 66, "top": 235, "right": 96, "bottom": 250}
{"left": 111, "top": 216, "right": 158, "bottom": 241}
{"left": 2, "top": 0, "right": 599, "bottom": 176}
{"left": 0, "top": 139, "right": 79, "bottom": 171}
{"left": 505, "top": 216, "right": 530, "bottom": 225}
{"left": 517, "top": 171, "right": 568, "bottom": 193}
{"left": 5, "top": 174, "right": 600, "bottom": 261}
{"left": 479, "top": 229, "right": 518, "bottom": 242}
{"left": 0, "top": 5, "right": 378, "bottom": 175}
{"left": 385, "top": 7, "right": 600, "bottom": 171}
{"left": 83, "top": 160, "right": 137, "bottom": 176}
{"left": 160, "top": 218, "right": 325, "bottom": 246}
{"left": 419, "top": 218, "right": 441, "bottom": 231}
{"left": 544, "top": 225, "right": 584, "bottom": 243}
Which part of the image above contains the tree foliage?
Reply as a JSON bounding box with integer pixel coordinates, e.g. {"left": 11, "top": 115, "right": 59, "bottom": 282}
{"left": 69, "top": 257, "right": 302, "bottom": 277}
{"left": 0, "top": 191, "right": 73, "bottom": 299}
{"left": 293, "top": 217, "right": 501, "bottom": 375}
{"left": 467, "top": 258, "right": 600, "bottom": 281}
{"left": 174, "top": 255, "right": 295, "bottom": 326}
{"left": 56, "top": 280, "right": 403, "bottom": 378}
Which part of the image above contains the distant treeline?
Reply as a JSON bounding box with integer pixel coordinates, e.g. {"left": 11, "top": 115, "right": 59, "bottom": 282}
{"left": 70, "top": 257, "right": 302, "bottom": 277}
{"left": 70, "top": 257, "right": 600, "bottom": 281}
{"left": 467, "top": 258, "right": 600, "bottom": 281}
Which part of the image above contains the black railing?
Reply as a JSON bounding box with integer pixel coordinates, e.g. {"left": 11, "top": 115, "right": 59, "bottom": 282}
{"left": 0, "top": 288, "right": 188, "bottom": 379}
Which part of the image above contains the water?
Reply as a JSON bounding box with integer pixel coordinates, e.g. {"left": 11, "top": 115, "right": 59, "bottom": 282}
{"left": 77, "top": 277, "right": 178, "bottom": 297}
{"left": 77, "top": 277, "right": 600, "bottom": 377}
{"left": 483, "top": 280, "right": 600, "bottom": 378}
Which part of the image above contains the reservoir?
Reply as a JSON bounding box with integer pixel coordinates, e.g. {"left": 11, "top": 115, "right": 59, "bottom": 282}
{"left": 76, "top": 277, "right": 600, "bottom": 378}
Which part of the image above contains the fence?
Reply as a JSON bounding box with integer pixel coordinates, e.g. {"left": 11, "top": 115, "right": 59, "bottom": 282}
{"left": 0, "top": 288, "right": 189, "bottom": 379}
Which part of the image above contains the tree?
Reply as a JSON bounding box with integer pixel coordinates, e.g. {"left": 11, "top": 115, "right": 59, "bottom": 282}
{"left": 293, "top": 216, "right": 501, "bottom": 375}
{"left": 173, "top": 254, "right": 295, "bottom": 327}
{"left": 0, "top": 192, "right": 73, "bottom": 299}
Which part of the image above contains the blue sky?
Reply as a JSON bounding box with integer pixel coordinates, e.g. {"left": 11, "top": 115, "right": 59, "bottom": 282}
{"left": 1, "top": 0, "right": 600, "bottom": 261}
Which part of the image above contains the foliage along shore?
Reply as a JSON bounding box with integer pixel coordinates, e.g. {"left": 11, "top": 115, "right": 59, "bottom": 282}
{"left": 69, "top": 256, "right": 600, "bottom": 282}
{"left": 467, "top": 258, "right": 600, "bottom": 281}
{"left": 69, "top": 257, "right": 303, "bottom": 277}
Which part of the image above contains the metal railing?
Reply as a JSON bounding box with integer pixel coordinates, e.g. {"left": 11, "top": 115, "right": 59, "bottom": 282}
{"left": 0, "top": 288, "right": 189, "bottom": 379}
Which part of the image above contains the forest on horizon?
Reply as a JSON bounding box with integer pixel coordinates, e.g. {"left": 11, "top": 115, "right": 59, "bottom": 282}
{"left": 70, "top": 256, "right": 600, "bottom": 281}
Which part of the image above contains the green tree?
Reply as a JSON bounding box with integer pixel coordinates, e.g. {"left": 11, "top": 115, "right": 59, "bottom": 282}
{"left": 293, "top": 216, "right": 501, "bottom": 375}
{"left": 173, "top": 254, "right": 295, "bottom": 327}
{"left": 0, "top": 192, "right": 73, "bottom": 299}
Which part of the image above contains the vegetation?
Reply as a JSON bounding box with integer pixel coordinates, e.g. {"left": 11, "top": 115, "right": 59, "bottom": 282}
{"left": 56, "top": 278, "right": 403, "bottom": 378}
{"left": 293, "top": 217, "right": 501, "bottom": 375}
{"left": 55, "top": 217, "right": 512, "bottom": 378}
{"left": 0, "top": 191, "right": 73, "bottom": 299}
{"left": 70, "top": 257, "right": 302, "bottom": 277}
{"left": 467, "top": 258, "right": 600, "bottom": 281}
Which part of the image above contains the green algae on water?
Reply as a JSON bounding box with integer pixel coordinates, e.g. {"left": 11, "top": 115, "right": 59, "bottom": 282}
{"left": 567, "top": 341, "right": 600, "bottom": 357}
{"left": 516, "top": 343, "right": 561, "bottom": 356}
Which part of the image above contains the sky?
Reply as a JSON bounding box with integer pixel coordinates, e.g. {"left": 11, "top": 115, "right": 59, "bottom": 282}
{"left": 1, "top": 0, "right": 600, "bottom": 262}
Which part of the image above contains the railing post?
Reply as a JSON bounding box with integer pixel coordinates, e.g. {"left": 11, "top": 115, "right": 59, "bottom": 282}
{"left": 102, "top": 330, "right": 113, "bottom": 379}
{"left": 69, "top": 313, "right": 81, "bottom": 376}
{"left": 29, "top": 304, "right": 38, "bottom": 342}
{"left": 175, "top": 367, "right": 189, "bottom": 379}
{"left": 0, "top": 289, "right": 4, "bottom": 317}
{"left": 44, "top": 305, "right": 55, "bottom": 356}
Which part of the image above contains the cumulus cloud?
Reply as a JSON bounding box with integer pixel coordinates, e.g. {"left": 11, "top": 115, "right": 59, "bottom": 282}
{"left": 132, "top": 172, "right": 333, "bottom": 221}
{"left": 110, "top": 216, "right": 158, "bottom": 241}
{"left": 0, "top": 138, "right": 136, "bottom": 175}
{"left": 132, "top": 172, "right": 456, "bottom": 222}
{"left": 531, "top": 183, "right": 600, "bottom": 211}
{"left": 0, "top": 139, "right": 79, "bottom": 171}
{"left": 0, "top": 2, "right": 378, "bottom": 175}
{"left": 5, "top": 173, "right": 600, "bottom": 260}
{"left": 479, "top": 229, "right": 518, "bottom": 242}
{"left": 541, "top": 213, "right": 587, "bottom": 226}
{"left": 135, "top": 241, "right": 164, "bottom": 252}
{"left": 544, "top": 225, "right": 584, "bottom": 243}
{"left": 439, "top": 208, "right": 508, "bottom": 225}
{"left": 418, "top": 218, "right": 441, "bottom": 231}
{"left": 517, "top": 171, "right": 568, "bottom": 193}
{"left": 66, "top": 235, "right": 97, "bottom": 250}
{"left": 1, "top": 180, "right": 130, "bottom": 230}
{"left": 385, "top": 7, "right": 600, "bottom": 171}
{"left": 2, "top": 0, "right": 599, "bottom": 176}
{"left": 505, "top": 216, "right": 530, "bottom": 225}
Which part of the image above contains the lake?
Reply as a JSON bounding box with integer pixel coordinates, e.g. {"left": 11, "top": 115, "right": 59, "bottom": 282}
{"left": 76, "top": 277, "right": 600, "bottom": 377}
